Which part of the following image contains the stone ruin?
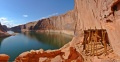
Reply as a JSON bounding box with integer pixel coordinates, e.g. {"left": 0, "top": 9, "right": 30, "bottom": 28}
{"left": 82, "top": 28, "right": 113, "bottom": 56}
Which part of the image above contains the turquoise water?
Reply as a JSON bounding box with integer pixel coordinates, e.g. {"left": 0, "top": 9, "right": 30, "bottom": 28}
{"left": 0, "top": 31, "right": 73, "bottom": 61}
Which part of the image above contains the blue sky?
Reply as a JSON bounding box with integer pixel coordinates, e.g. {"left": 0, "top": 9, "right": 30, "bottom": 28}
{"left": 0, "top": 0, "right": 74, "bottom": 27}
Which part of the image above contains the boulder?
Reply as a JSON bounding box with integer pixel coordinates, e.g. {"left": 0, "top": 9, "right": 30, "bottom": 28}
{"left": 0, "top": 54, "right": 10, "bottom": 62}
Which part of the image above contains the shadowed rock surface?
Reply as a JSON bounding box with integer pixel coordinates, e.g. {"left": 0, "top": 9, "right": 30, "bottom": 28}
{"left": 0, "top": 23, "right": 10, "bottom": 38}
{"left": 11, "top": 21, "right": 38, "bottom": 32}
{"left": 0, "top": 23, "right": 6, "bottom": 32}
{"left": 2, "top": 25, "right": 9, "bottom": 31}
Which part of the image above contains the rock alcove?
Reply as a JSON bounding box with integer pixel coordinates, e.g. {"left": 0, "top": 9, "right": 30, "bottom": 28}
{"left": 112, "top": 1, "right": 120, "bottom": 19}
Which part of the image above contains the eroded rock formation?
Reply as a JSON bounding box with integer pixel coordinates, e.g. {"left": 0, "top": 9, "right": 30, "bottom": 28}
{"left": 15, "top": 47, "right": 84, "bottom": 62}
{"left": 74, "top": 0, "right": 120, "bottom": 57}
{"left": 0, "top": 54, "right": 10, "bottom": 62}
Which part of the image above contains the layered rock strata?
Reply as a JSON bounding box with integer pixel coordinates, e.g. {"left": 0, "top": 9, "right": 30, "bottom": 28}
{"left": 34, "top": 10, "right": 76, "bottom": 35}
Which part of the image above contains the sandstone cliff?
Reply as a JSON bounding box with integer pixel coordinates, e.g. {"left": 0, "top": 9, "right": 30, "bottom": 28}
{"left": 34, "top": 10, "right": 76, "bottom": 31}
{"left": 74, "top": 0, "right": 120, "bottom": 57}
{"left": 11, "top": 10, "right": 76, "bottom": 35}
{"left": 22, "top": 21, "right": 38, "bottom": 31}
{"left": 11, "top": 21, "right": 38, "bottom": 32}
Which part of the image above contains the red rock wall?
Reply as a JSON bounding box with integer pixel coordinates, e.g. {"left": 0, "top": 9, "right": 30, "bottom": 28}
{"left": 34, "top": 10, "right": 76, "bottom": 32}
{"left": 74, "top": 0, "right": 120, "bottom": 56}
{"left": 11, "top": 10, "right": 76, "bottom": 34}
{"left": 24, "top": 21, "right": 38, "bottom": 30}
{"left": 11, "top": 21, "right": 38, "bottom": 32}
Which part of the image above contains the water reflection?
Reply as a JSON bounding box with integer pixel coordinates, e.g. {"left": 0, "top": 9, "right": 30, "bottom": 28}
{"left": 0, "top": 31, "right": 73, "bottom": 61}
{"left": 23, "top": 32, "right": 73, "bottom": 48}
{"left": 0, "top": 38, "right": 4, "bottom": 49}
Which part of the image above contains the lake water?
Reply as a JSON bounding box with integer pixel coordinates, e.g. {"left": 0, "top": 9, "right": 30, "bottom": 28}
{"left": 0, "top": 31, "right": 73, "bottom": 61}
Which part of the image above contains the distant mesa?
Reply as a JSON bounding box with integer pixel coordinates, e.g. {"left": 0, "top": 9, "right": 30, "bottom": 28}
{"left": 0, "top": 23, "right": 11, "bottom": 38}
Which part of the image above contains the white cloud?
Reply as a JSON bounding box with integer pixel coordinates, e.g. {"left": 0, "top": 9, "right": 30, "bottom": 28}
{"left": 23, "top": 15, "right": 28, "bottom": 17}
{"left": 40, "top": 13, "right": 58, "bottom": 19}
{"left": 0, "top": 17, "right": 7, "bottom": 21}
{"left": 48, "top": 13, "right": 58, "bottom": 17}
{"left": 0, "top": 17, "right": 18, "bottom": 28}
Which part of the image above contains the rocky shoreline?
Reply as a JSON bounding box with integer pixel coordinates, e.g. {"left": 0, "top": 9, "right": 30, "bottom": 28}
{"left": 0, "top": 32, "right": 11, "bottom": 38}
{"left": 14, "top": 35, "right": 84, "bottom": 62}
{"left": 1, "top": 35, "right": 120, "bottom": 62}
{"left": 14, "top": 35, "right": 120, "bottom": 62}
{"left": 0, "top": 54, "right": 10, "bottom": 62}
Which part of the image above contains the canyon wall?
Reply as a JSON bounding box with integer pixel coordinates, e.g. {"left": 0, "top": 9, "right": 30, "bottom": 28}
{"left": 11, "top": 25, "right": 22, "bottom": 32}
{"left": 74, "top": 0, "right": 120, "bottom": 56}
{"left": 34, "top": 10, "right": 76, "bottom": 31}
{"left": 11, "top": 10, "right": 76, "bottom": 35}
{"left": 34, "top": 10, "right": 76, "bottom": 35}
{"left": 22, "top": 21, "right": 38, "bottom": 31}
{"left": 11, "top": 21, "right": 38, "bottom": 32}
